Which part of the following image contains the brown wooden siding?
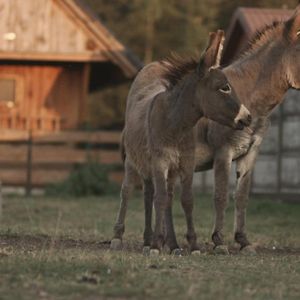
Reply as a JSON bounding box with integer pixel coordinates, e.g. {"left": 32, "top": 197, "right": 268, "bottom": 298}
{"left": 0, "top": 63, "right": 86, "bottom": 131}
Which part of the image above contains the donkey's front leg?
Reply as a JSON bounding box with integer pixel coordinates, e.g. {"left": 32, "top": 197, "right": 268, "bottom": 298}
{"left": 234, "top": 142, "right": 262, "bottom": 254}
{"left": 212, "top": 147, "right": 233, "bottom": 254}
{"left": 235, "top": 118, "right": 269, "bottom": 254}
{"left": 180, "top": 171, "right": 200, "bottom": 254}
{"left": 150, "top": 164, "right": 168, "bottom": 255}
{"left": 164, "top": 172, "right": 181, "bottom": 254}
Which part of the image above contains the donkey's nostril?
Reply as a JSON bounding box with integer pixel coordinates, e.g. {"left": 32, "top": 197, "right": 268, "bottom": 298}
{"left": 236, "top": 114, "right": 252, "bottom": 130}
{"left": 237, "top": 120, "right": 245, "bottom": 130}
{"left": 247, "top": 114, "right": 252, "bottom": 124}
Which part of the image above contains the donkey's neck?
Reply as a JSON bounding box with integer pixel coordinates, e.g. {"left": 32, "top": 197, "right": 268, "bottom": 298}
{"left": 224, "top": 45, "right": 289, "bottom": 117}
{"left": 166, "top": 73, "right": 202, "bottom": 135}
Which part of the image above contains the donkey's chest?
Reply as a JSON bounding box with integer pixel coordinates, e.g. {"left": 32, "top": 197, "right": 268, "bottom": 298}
{"left": 161, "top": 146, "right": 181, "bottom": 168}
{"left": 225, "top": 130, "right": 254, "bottom": 160}
{"left": 232, "top": 141, "right": 252, "bottom": 160}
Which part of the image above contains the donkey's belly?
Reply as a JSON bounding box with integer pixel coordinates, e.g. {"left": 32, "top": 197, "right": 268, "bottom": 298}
{"left": 194, "top": 142, "right": 214, "bottom": 172}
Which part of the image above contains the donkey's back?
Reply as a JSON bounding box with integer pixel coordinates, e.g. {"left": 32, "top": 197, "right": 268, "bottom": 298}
{"left": 125, "top": 62, "right": 167, "bottom": 118}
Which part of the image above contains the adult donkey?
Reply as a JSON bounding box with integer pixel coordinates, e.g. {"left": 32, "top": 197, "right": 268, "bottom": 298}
{"left": 110, "top": 30, "right": 251, "bottom": 255}
{"left": 164, "top": 7, "right": 300, "bottom": 254}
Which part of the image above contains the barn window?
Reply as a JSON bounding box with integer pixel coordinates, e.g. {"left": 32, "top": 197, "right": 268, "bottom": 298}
{"left": 0, "top": 78, "right": 16, "bottom": 104}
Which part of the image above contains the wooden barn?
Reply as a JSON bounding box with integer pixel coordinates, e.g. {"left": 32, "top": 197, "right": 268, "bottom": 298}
{"left": 0, "top": 0, "right": 141, "bottom": 190}
{"left": 197, "top": 7, "right": 300, "bottom": 198}
{"left": 0, "top": 0, "right": 141, "bottom": 132}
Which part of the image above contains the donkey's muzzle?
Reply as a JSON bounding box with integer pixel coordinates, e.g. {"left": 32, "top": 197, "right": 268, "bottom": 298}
{"left": 234, "top": 105, "right": 252, "bottom": 130}
{"left": 237, "top": 114, "right": 252, "bottom": 129}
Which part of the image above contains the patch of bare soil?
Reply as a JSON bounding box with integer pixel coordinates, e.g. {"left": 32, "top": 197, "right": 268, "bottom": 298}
{"left": 0, "top": 233, "right": 299, "bottom": 256}
{"left": 0, "top": 233, "right": 141, "bottom": 253}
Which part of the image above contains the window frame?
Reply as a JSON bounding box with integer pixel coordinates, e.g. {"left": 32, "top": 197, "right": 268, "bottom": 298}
{"left": 0, "top": 74, "right": 23, "bottom": 107}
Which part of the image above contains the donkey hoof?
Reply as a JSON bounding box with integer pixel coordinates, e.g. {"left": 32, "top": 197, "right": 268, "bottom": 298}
{"left": 142, "top": 246, "right": 151, "bottom": 256}
{"left": 191, "top": 250, "right": 201, "bottom": 256}
{"left": 171, "top": 248, "right": 183, "bottom": 256}
{"left": 213, "top": 245, "right": 229, "bottom": 255}
{"left": 240, "top": 245, "right": 257, "bottom": 256}
{"left": 149, "top": 249, "right": 160, "bottom": 256}
{"left": 110, "top": 238, "right": 123, "bottom": 251}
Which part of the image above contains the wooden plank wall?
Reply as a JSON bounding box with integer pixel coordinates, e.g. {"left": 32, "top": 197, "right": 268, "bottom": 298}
{"left": 0, "top": 130, "right": 123, "bottom": 188}
{"left": 0, "top": 0, "right": 95, "bottom": 54}
{"left": 0, "top": 63, "right": 86, "bottom": 130}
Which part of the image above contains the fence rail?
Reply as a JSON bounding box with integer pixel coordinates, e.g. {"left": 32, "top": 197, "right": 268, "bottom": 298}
{"left": 0, "top": 130, "right": 123, "bottom": 193}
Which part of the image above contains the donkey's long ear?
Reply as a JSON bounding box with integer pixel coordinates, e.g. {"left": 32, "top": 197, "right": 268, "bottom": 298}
{"left": 197, "top": 29, "right": 225, "bottom": 76}
{"left": 284, "top": 5, "right": 300, "bottom": 43}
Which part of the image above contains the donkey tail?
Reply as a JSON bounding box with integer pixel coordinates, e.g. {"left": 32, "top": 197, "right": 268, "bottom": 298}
{"left": 120, "top": 130, "right": 126, "bottom": 163}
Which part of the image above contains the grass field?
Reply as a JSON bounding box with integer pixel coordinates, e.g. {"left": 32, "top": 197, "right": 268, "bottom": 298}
{"left": 0, "top": 191, "right": 299, "bottom": 300}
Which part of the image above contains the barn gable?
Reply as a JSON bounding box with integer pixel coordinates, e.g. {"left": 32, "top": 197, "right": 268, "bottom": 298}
{"left": 0, "top": 0, "right": 142, "bottom": 133}
{"left": 0, "top": 0, "right": 141, "bottom": 77}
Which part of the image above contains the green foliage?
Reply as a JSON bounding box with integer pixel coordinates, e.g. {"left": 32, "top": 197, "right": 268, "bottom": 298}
{"left": 45, "top": 163, "right": 118, "bottom": 197}
{"left": 88, "top": 83, "right": 129, "bottom": 129}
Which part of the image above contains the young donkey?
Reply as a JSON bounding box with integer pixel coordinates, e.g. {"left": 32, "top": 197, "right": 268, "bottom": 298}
{"left": 111, "top": 31, "right": 252, "bottom": 254}
{"left": 163, "top": 6, "right": 300, "bottom": 254}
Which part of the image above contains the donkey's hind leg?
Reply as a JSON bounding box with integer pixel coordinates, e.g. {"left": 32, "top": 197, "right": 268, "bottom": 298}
{"left": 110, "top": 160, "right": 136, "bottom": 250}
{"left": 150, "top": 163, "right": 168, "bottom": 255}
{"left": 143, "top": 178, "right": 154, "bottom": 253}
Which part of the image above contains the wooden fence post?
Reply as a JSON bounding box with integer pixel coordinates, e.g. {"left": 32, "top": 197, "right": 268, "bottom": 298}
{"left": 201, "top": 173, "right": 207, "bottom": 194}
{"left": 0, "top": 181, "right": 2, "bottom": 220}
{"left": 276, "top": 105, "right": 284, "bottom": 198}
{"left": 25, "top": 130, "right": 33, "bottom": 197}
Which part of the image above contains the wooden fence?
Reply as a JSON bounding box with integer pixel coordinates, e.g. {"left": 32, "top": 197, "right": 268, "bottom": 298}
{"left": 0, "top": 130, "right": 123, "bottom": 194}
{"left": 1, "top": 88, "right": 299, "bottom": 199}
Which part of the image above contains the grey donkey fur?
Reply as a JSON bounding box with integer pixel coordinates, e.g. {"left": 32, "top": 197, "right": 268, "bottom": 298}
{"left": 110, "top": 30, "right": 252, "bottom": 255}
{"left": 147, "top": 7, "right": 300, "bottom": 255}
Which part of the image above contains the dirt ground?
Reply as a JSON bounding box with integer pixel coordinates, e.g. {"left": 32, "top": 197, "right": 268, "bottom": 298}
{"left": 1, "top": 233, "right": 299, "bottom": 256}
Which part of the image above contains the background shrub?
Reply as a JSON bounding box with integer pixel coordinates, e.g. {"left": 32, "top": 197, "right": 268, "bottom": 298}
{"left": 45, "top": 162, "right": 119, "bottom": 197}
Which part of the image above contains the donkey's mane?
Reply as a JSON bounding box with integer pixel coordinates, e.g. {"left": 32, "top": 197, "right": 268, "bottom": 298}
{"left": 240, "top": 21, "right": 284, "bottom": 58}
{"left": 160, "top": 54, "right": 198, "bottom": 90}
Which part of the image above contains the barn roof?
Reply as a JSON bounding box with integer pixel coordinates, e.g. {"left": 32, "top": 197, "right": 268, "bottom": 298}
{"left": 227, "top": 7, "right": 292, "bottom": 37}
{"left": 222, "top": 7, "right": 293, "bottom": 64}
{"left": 0, "top": 0, "right": 142, "bottom": 77}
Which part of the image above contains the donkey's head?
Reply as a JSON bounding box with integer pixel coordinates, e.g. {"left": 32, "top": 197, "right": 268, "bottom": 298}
{"left": 196, "top": 30, "right": 251, "bottom": 129}
{"left": 282, "top": 6, "right": 300, "bottom": 89}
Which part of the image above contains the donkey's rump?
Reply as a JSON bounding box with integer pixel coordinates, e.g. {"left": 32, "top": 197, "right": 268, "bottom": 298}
{"left": 125, "top": 62, "right": 167, "bottom": 115}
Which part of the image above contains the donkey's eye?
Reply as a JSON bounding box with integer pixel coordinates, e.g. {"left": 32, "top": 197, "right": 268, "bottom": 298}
{"left": 219, "top": 84, "right": 231, "bottom": 94}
